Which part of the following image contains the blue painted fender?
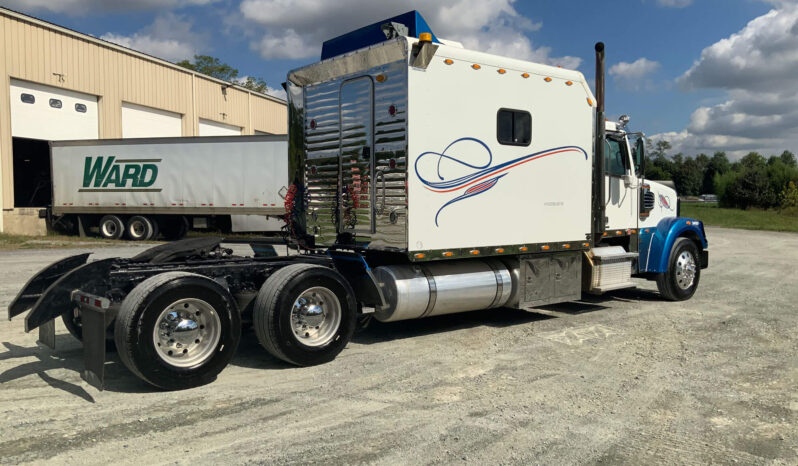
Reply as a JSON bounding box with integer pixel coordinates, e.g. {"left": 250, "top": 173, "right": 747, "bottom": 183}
{"left": 638, "top": 217, "right": 708, "bottom": 273}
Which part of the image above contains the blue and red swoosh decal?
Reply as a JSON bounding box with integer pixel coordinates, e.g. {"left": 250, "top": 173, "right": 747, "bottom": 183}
{"left": 415, "top": 138, "right": 587, "bottom": 226}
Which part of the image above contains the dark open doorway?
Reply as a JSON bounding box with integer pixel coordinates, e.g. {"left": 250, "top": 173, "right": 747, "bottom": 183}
{"left": 13, "top": 137, "right": 51, "bottom": 208}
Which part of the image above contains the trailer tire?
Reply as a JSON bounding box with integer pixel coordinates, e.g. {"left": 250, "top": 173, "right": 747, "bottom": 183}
{"left": 656, "top": 237, "right": 701, "bottom": 301}
{"left": 147, "top": 217, "right": 160, "bottom": 240}
{"left": 253, "top": 264, "right": 356, "bottom": 366}
{"left": 99, "top": 215, "right": 124, "bottom": 240}
{"left": 159, "top": 216, "right": 189, "bottom": 241}
{"left": 126, "top": 216, "right": 154, "bottom": 241}
{"left": 114, "top": 272, "right": 241, "bottom": 390}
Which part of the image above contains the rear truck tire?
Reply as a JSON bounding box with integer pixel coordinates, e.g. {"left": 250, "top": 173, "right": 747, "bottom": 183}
{"left": 99, "top": 215, "right": 124, "bottom": 240}
{"left": 253, "top": 264, "right": 357, "bottom": 366}
{"left": 114, "top": 272, "right": 241, "bottom": 390}
{"left": 656, "top": 237, "right": 701, "bottom": 301}
{"left": 61, "top": 308, "right": 116, "bottom": 350}
{"left": 159, "top": 216, "right": 189, "bottom": 241}
{"left": 126, "top": 216, "right": 154, "bottom": 241}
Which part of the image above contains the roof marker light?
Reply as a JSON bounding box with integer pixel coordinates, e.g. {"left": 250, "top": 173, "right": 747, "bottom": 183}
{"left": 544, "top": 77, "right": 552, "bottom": 82}
{"left": 566, "top": 81, "right": 573, "bottom": 86}
{"left": 472, "top": 64, "right": 481, "bottom": 70}
{"left": 376, "top": 74, "right": 387, "bottom": 83}
{"left": 587, "top": 98, "right": 594, "bottom": 106}
{"left": 419, "top": 32, "right": 432, "bottom": 42}
{"left": 522, "top": 73, "right": 530, "bottom": 78}
{"left": 444, "top": 59, "right": 454, "bottom": 65}
{"left": 498, "top": 69, "right": 506, "bottom": 74}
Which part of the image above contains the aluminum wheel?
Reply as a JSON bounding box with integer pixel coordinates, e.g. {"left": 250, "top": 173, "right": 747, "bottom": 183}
{"left": 101, "top": 219, "right": 119, "bottom": 237}
{"left": 153, "top": 298, "right": 221, "bottom": 368}
{"left": 290, "top": 287, "right": 341, "bottom": 347}
{"left": 675, "top": 250, "right": 697, "bottom": 290}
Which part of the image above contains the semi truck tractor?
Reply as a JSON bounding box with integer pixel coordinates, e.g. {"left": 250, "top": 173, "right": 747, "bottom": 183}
{"left": 47, "top": 135, "right": 288, "bottom": 240}
{"left": 8, "top": 11, "right": 708, "bottom": 391}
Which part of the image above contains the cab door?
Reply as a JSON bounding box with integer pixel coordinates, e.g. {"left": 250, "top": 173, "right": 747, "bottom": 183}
{"left": 338, "top": 76, "right": 375, "bottom": 237}
{"left": 603, "top": 135, "right": 638, "bottom": 231}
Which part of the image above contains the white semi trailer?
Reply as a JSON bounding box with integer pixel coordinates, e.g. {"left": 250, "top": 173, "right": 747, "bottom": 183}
{"left": 48, "top": 135, "right": 288, "bottom": 240}
{"left": 9, "top": 11, "right": 708, "bottom": 391}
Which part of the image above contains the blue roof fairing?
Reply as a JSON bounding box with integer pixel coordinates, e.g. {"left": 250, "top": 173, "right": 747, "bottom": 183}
{"left": 320, "top": 10, "right": 439, "bottom": 60}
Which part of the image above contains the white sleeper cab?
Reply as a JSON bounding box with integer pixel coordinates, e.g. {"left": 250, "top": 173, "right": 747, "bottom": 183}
{"left": 9, "top": 11, "right": 708, "bottom": 390}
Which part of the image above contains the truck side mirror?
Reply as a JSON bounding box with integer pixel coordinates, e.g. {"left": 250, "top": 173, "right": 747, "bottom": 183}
{"left": 635, "top": 137, "right": 646, "bottom": 177}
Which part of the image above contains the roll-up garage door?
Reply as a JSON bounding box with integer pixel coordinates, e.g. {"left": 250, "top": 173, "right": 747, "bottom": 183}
{"left": 199, "top": 118, "right": 242, "bottom": 136}
{"left": 122, "top": 102, "right": 182, "bottom": 138}
{"left": 10, "top": 79, "right": 99, "bottom": 140}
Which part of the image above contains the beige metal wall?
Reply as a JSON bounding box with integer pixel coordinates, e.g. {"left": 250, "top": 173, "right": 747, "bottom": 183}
{"left": 0, "top": 8, "right": 287, "bottom": 219}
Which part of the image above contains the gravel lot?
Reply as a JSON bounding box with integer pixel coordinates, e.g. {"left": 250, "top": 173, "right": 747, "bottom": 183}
{"left": 0, "top": 227, "right": 796, "bottom": 465}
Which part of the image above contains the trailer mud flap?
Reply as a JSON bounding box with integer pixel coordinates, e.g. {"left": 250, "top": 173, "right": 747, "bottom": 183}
{"left": 7, "top": 253, "right": 90, "bottom": 320}
{"left": 24, "top": 258, "right": 116, "bottom": 333}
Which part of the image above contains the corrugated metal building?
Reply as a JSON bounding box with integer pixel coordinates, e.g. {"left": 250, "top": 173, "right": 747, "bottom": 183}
{"left": 0, "top": 7, "right": 287, "bottom": 234}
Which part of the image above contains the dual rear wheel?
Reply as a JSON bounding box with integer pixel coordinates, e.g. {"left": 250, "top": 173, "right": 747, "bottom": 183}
{"left": 98, "top": 215, "right": 187, "bottom": 241}
{"left": 113, "top": 265, "right": 356, "bottom": 390}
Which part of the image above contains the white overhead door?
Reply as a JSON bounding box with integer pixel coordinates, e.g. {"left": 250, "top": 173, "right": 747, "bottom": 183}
{"left": 199, "top": 118, "right": 242, "bottom": 136}
{"left": 122, "top": 102, "right": 182, "bottom": 138}
{"left": 10, "top": 79, "right": 99, "bottom": 140}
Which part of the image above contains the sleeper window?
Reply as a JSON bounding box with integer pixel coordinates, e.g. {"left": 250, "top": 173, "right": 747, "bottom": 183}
{"left": 497, "top": 109, "right": 531, "bottom": 146}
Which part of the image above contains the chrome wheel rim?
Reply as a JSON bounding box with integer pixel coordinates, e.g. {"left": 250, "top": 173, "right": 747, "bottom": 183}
{"left": 675, "top": 250, "right": 697, "bottom": 290}
{"left": 153, "top": 298, "right": 221, "bottom": 368}
{"left": 129, "top": 220, "right": 147, "bottom": 239}
{"left": 290, "top": 287, "right": 341, "bottom": 347}
{"left": 102, "top": 220, "right": 118, "bottom": 237}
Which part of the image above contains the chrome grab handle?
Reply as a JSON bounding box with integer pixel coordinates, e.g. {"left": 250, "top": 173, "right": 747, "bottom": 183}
{"left": 375, "top": 170, "right": 386, "bottom": 216}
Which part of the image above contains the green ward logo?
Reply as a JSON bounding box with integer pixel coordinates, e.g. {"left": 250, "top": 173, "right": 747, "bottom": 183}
{"left": 79, "top": 156, "right": 162, "bottom": 192}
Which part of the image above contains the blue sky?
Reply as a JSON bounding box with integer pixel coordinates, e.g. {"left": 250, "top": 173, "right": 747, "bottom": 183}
{"left": 4, "top": 0, "right": 796, "bottom": 159}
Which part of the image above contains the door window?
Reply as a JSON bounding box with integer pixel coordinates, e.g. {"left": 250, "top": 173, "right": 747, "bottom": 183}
{"left": 605, "top": 138, "right": 627, "bottom": 176}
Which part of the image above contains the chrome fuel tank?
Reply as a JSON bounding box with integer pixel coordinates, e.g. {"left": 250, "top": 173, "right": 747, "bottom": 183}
{"left": 373, "top": 259, "right": 516, "bottom": 322}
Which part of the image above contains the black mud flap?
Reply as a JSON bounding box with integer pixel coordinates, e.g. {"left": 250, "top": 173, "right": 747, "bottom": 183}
{"left": 80, "top": 303, "right": 117, "bottom": 391}
{"left": 7, "top": 253, "right": 90, "bottom": 321}
{"left": 328, "top": 250, "right": 386, "bottom": 308}
{"left": 24, "top": 258, "right": 116, "bottom": 333}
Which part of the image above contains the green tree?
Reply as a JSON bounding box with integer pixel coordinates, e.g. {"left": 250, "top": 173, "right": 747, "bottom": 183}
{"left": 780, "top": 150, "right": 797, "bottom": 168}
{"left": 176, "top": 55, "right": 269, "bottom": 94}
{"left": 703, "top": 152, "right": 730, "bottom": 194}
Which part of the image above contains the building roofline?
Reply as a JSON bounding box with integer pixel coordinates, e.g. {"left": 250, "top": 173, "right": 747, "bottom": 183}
{"left": 0, "top": 6, "right": 286, "bottom": 105}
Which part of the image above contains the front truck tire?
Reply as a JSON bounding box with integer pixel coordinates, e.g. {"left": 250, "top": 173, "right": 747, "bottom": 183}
{"left": 656, "top": 237, "right": 701, "bottom": 301}
{"left": 253, "top": 264, "right": 357, "bottom": 366}
{"left": 114, "top": 272, "right": 241, "bottom": 390}
{"left": 99, "top": 215, "right": 125, "bottom": 240}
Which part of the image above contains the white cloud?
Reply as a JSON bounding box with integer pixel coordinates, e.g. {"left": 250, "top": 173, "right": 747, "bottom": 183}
{"left": 238, "top": 0, "right": 581, "bottom": 68}
{"left": 656, "top": 0, "right": 693, "bottom": 7}
{"left": 609, "top": 58, "right": 660, "bottom": 90}
{"left": 3, "top": 0, "right": 218, "bottom": 15}
{"left": 265, "top": 85, "right": 287, "bottom": 100}
{"left": 99, "top": 13, "right": 204, "bottom": 62}
{"left": 653, "top": 4, "right": 798, "bottom": 159}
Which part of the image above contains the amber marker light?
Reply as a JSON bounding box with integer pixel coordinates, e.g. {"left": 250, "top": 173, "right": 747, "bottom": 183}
{"left": 418, "top": 32, "right": 432, "bottom": 42}
{"left": 444, "top": 59, "right": 454, "bottom": 65}
{"left": 563, "top": 244, "right": 571, "bottom": 249}
{"left": 498, "top": 69, "right": 506, "bottom": 74}
{"left": 544, "top": 77, "right": 552, "bottom": 82}
{"left": 616, "top": 230, "right": 623, "bottom": 235}
{"left": 495, "top": 248, "right": 505, "bottom": 253}
{"left": 442, "top": 251, "right": 453, "bottom": 257}
{"left": 566, "top": 81, "right": 573, "bottom": 86}
{"left": 376, "top": 74, "right": 387, "bottom": 83}
{"left": 541, "top": 245, "right": 551, "bottom": 251}
{"left": 521, "top": 73, "right": 530, "bottom": 78}
{"left": 472, "top": 64, "right": 481, "bottom": 70}
{"left": 587, "top": 98, "right": 594, "bottom": 106}
{"left": 414, "top": 253, "right": 425, "bottom": 259}
{"left": 470, "top": 249, "right": 480, "bottom": 255}
{"left": 519, "top": 246, "right": 529, "bottom": 252}
{"left": 602, "top": 232, "right": 608, "bottom": 236}
{"left": 582, "top": 242, "right": 590, "bottom": 248}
